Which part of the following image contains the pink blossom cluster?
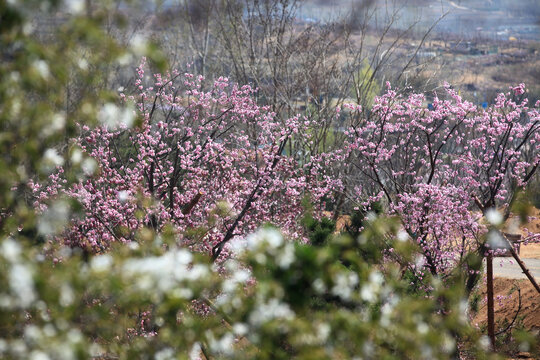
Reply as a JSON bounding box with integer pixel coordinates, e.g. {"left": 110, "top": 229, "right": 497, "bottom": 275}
{"left": 342, "top": 83, "right": 539, "bottom": 276}
{"left": 32, "top": 61, "right": 539, "bottom": 278}
{"left": 32, "top": 59, "right": 336, "bottom": 258}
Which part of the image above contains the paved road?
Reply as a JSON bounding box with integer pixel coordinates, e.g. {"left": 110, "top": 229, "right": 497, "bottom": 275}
{"left": 492, "top": 258, "right": 540, "bottom": 280}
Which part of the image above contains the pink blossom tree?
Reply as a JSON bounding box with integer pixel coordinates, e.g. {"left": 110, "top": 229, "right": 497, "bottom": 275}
{"left": 341, "top": 83, "right": 539, "bottom": 286}
{"left": 32, "top": 59, "right": 339, "bottom": 260}
{"left": 32, "top": 58, "right": 539, "bottom": 292}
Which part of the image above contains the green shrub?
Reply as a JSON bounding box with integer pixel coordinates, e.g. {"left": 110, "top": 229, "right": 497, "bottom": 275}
{"left": 0, "top": 216, "right": 506, "bottom": 359}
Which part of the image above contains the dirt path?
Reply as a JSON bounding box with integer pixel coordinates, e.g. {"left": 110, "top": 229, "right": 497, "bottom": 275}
{"left": 493, "top": 258, "right": 540, "bottom": 280}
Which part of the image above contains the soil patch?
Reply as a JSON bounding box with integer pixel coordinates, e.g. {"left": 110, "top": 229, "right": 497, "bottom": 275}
{"left": 472, "top": 278, "right": 540, "bottom": 333}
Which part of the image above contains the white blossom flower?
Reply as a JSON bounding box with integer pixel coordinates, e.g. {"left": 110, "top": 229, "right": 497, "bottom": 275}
{"left": 277, "top": 243, "right": 295, "bottom": 269}
{"left": 189, "top": 343, "right": 202, "bottom": 360}
{"left": 442, "top": 335, "right": 455, "bottom": 353}
{"left": 41, "top": 149, "right": 64, "bottom": 173}
{"left": 312, "top": 278, "right": 326, "bottom": 294}
{"left": 33, "top": 60, "right": 50, "bottom": 79}
{"left": 154, "top": 347, "right": 175, "bottom": 360}
{"left": 487, "top": 230, "right": 508, "bottom": 250}
{"left": 478, "top": 335, "right": 490, "bottom": 350}
{"left": 59, "top": 284, "right": 74, "bottom": 307}
{"left": 247, "top": 228, "right": 283, "bottom": 250}
{"left": 2, "top": 237, "right": 22, "bottom": 261}
{"left": 24, "top": 325, "right": 42, "bottom": 342}
{"left": 70, "top": 149, "right": 83, "bottom": 164}
{"left": 397, "top": 230, "right": 409, "bottom": 242}
{"left": 90, "top": 254, "right": 113, "bottom": 273}
{"left": 485, "top": 208, "right": 503, "bottom": 226}
{"left": 117, "top": 190, "right": 129, "bottom": 203}
{"left": 29, "top": 350, "right": 51, "bottom": 360}
{"left": 81, "top": 158, "right": 97, "bottom": 175}
{"left": 361, "top": 285, "right": 377, "bottom": 303}
{"left": 316, "top": 322, "right": 330, "bottom": 342}
{"left": 249, "top": 298, "right": 295, "bottom": 326}
{"left": 122, "top": 249, "right": 200, "bottom": 293}
{"left": 369, "top": 271, "right": 383, "bottom": 286}
{"left": 207, "top": 332, "right": 234, "bottom": 355}
{"left": 65, "top": 0, "right": 85, "bottom": 14}
{"left": 77, "top": 58, "right": 88, "bottom": 70}
{"left": 9, "top": 263, "right": 36, "bottom": 308}
{"left": 116, "top": 53, "right": 133, "bottom": 66}
{"left": 44, "top": 112, "right": 66, "bottom": 137}
{"left": 99, "top": 103, "right": 135, "bottom": 129}
{"left": 233, "top": 323, "right": 249, "bottom": 336}
{"left": 130, "top": 34, "right": 148, "bottom": 55}
{"left": 331, "top": 272, "right": 358, "bottom": 300}
{"left": 417, "top": 322, "right": 428, "bottom": 335}
{"left": 37, "top": 200, "right": 69, "bottom": 236}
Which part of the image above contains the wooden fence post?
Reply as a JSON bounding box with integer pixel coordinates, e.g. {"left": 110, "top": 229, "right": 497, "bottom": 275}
{"left": 486, "top": 252, "right": 495, "bottom": 349}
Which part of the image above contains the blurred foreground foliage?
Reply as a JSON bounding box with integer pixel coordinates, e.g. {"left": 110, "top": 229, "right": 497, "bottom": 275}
{"left": 0, "top": 1, "right": 536, "bottom": 359}
{"left": 0, "top": 0, "right": 166, "bottom": 237}
{"left": 0, "top": 217, "right": 511, "bottom": 359}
